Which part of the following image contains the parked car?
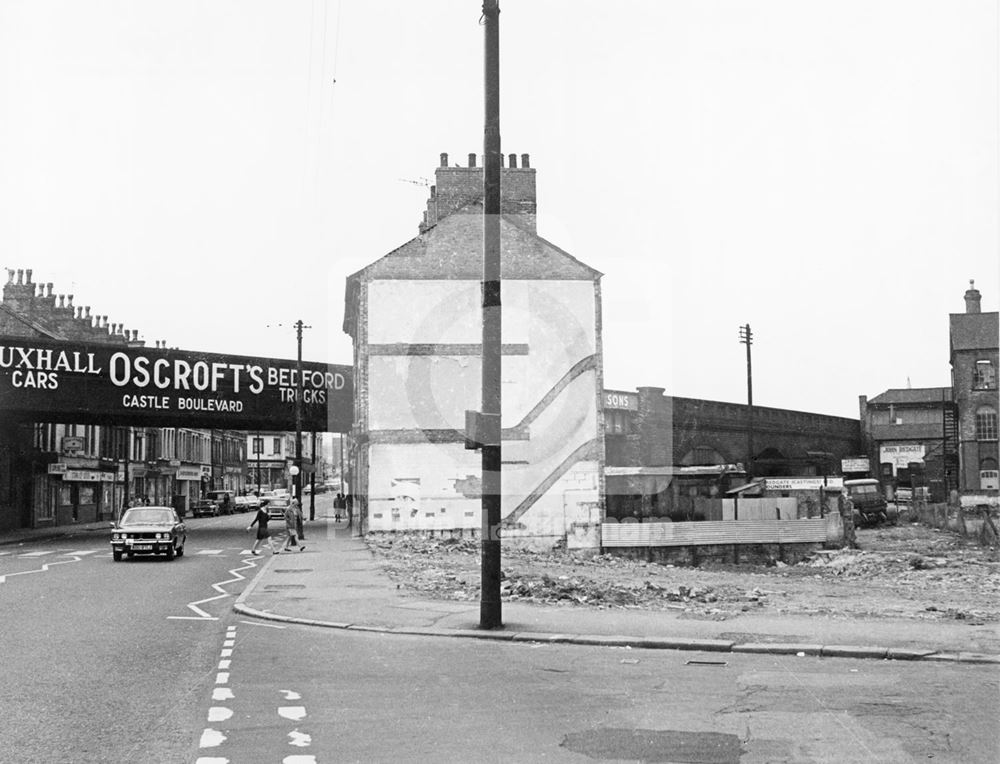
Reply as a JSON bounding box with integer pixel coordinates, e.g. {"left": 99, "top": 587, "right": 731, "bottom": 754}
{"left": 206, "top": 490, "right": 236, "bottom": 515}
{"left": 235, "top": 494, "right": 260, "bottom": 511}
{"left": 110, "top": 507, "right": 186, "bottom": 561}
{"left": 267, "top": 497, "right": 291, "bottom": 521}
{"left": 190, "top": 497, "right": 219, "bottom": 518}
{"left": 844, "top": 479, "right": 895, "bottom": 526}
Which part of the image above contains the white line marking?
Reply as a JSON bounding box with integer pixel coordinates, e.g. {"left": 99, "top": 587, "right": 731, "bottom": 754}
{"left": 223, "top": 639, "right": 235, "bottom": 647}
{"left": 288, "top": 729, "right": 312, "bottom": 747}
{"left": 282, "top": 756, "right": 317, "bottom": 763}
{"left": 218, "top": 660, "right": 231, "bottom": 670}
{"left": 278, "top": 706, "right": 307, "bottom": 721}
{"left": 198, "top": 728, "right": 227, "bottom": 748}
{"left": 220, "top": 648, "right": 233, "bottom": 657}
{"left": 207, "top": 707, "right": 233, "bottom": 722}
{"left": 63, "top": 550, "right": 97, "bottom": 556}
{"left": 0, "top": 555, "right": 82, "bottom": 584}
{"left": 197, "top": 549, "right": 224, "bottom": 555}
{"left": 212, "top": 687, "right": 234, "bottom": 701}
{"left": 170, "top": 557, "right": 258, "bottom": 620}
{"left": 215, "top": 672, "right": 229, "bottom": 684}
{"left": 167, "top": 616, "right": 220, "bottom": 621}
{"left": 281, "top": 690, "right": 302, "bottom": 700}
{"left": 18, "top": 550, "right": 55, "bottom": 557}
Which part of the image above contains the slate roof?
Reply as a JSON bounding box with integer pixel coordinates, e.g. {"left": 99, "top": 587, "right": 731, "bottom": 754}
{"left": 950, "top": 311, "right": 999, "bottom": 353}
{"left": 868, "top": 387, "right": 952, "bottom": 406}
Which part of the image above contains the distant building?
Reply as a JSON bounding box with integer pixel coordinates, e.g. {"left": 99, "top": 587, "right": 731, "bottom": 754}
{"left": 860, "top": 281, "right": 998, "bottom": 498}
{"left": 603, "top": 387, "right": 860, "bottom": 521}
{"left": 0, "top": 268, "right": 246, "bottom": 529}
{"left": 950, "top": 281, "right": 998, "bottom": 491}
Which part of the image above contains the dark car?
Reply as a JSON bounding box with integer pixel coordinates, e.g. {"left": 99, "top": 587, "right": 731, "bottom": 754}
{"left": 206, "top": 490, "right": 236, "bottom": 515}
{"left": 190, "top": 497, "right": 219, "bottom": 518}
{"left": 111, "top": 507, "right": 186, "bottom": 561}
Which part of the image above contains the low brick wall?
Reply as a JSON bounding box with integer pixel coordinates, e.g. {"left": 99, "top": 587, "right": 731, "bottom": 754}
{"left": 907, "top": 501, "right": 999, "bottom": 547}
{"left": 607, "top": 542, "right": 823, "bottom": 567}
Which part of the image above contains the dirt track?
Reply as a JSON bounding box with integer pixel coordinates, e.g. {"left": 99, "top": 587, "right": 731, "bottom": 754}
{"left": 367, "top": 523, "right": 1000, "bottom": 624}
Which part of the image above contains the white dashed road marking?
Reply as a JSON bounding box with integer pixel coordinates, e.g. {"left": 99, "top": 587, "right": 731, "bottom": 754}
{"left": 212, "top": 687, "right": 234, "bottom": 701}
{"left": 18, "top": 550, "right": 55, "bottom": 557}
{"left": 278, "top": 706, "right": 307, "bottom": 722}
{"left": 288, "top": 730, "right": 312, "bottom": 747}
{"left": 207, "top": 707, "right": 233, "bottom": 723}
{"left": 197, "top": 550, "right": 225, "bottom": 555}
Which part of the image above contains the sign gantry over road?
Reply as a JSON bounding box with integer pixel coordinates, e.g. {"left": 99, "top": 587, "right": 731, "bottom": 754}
{"left": 0, "top": 337, "right": 353, "bottom": 433}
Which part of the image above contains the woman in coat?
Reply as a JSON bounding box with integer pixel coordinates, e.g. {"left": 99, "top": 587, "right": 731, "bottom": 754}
{"left": 247, "top": 505, "right": 278, "bottom": 555}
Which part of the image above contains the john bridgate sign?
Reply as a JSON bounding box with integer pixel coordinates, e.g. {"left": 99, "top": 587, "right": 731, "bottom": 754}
{"left": 0, "top": 338, "right": 352, "bottom": 432}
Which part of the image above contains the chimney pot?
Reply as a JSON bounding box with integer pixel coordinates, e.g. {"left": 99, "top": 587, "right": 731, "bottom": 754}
{"left": 25, "top": 269, "right": 32, "bottom": 283}
{"left": 440, "top": 152, "right": 448, "bottom": 167}
{"left": 964, "top": 279, "right": 982, "bottom": 314}
{"left": 67, "top": 294, "right": 73, "bottom": 307}
{"left": 508, "top": 153, "right": 517, "bottom": 168}
{"left": 430, "top": 184, "right": 436, "bottom": 198}
{"left": 17, "top": 269, "right": 23, "bottom": 285}
{"left": 6, "top": 269, "right": 13, "bottom": 285}
{"left": 521, "top": 153, "right": 530, "bottom": 168}
{"left": 58, "top": 294, "right": 65, "bottom": 308}
{"left": 85, "top": 306, "right": 91, "bottom": 318}
{"left": 468, "top": 153, "right": 477, "bottom": 167}
{"left": 46, "top": 283, "right": 54, "bottom": 297}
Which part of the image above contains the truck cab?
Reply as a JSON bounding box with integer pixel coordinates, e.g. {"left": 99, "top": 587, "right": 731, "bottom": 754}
{"left": 844, "top": 478, "right": 895, "bottom": 526}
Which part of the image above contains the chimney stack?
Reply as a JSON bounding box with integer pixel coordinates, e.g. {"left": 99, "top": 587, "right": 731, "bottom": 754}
{"left": 965, "top": 279, "right": 982, "bottom": 314}
{"left": 468, "top": 153, "right": 477, "bottom": 167}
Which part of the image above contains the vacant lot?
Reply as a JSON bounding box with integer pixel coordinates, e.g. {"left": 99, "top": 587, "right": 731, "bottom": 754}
{"left": 368, "top": 523, "right": 1000, "bottom": 624}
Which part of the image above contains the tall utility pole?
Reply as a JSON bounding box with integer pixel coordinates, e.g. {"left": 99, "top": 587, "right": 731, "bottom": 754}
{"left": 293, "top": 319, "right": 310, "bottom": 502}
{"left": 739, "top": 324, "right": 754, "bottom": 477}
{"left": 480, "top": 0, "right": 503, "bottom": 630}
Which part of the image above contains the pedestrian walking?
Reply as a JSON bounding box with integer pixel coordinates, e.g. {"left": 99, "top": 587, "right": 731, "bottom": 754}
{"left": 333, "top": 492, "right": 345, "bottom": 521}
{"left": 282, "top": 500, "right": 304, "bottom": 552}
{"left": 293, "top": 498, "right": 306, "bottom": 542}
{"left": 247, "top": 506, "right": 279, "bottom": 555}
{"left": 345, "top": 493, "right": 354, "bottom": 529}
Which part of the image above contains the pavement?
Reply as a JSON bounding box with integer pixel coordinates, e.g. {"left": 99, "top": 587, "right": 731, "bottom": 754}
{"left": 6, "top": 515, "right": 999, "bottom": 664}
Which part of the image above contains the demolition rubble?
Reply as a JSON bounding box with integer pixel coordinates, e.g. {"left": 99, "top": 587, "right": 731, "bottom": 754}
{"left": 367, "top": 524, "right": 1000, "bottom": 624}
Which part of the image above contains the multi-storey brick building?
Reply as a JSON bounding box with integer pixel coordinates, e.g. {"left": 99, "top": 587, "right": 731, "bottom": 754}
{"left": 343, "top": 152, "right": 604, "bottom": 549}
{"left": 0, "top": 268, "right": 246, "bottom": 529}
{"left": 950, "top": 281, "right": 999, "bottom": 491}
{"left": 859, "top": 282, "right": 998, "bottom": 499}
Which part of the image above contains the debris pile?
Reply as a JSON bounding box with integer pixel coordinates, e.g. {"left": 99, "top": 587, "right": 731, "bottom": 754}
{"left": 366, "top": 526, "right": 1000, "bottom": 623}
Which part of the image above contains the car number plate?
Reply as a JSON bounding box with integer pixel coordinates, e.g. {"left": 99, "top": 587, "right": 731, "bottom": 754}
{"left": 133, "top": 543, "right": 153, "bottom": 550}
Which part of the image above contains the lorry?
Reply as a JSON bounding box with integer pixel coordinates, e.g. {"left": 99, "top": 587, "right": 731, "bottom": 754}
{"left": 843, "top": 478, "right": 896, "bottom": 526}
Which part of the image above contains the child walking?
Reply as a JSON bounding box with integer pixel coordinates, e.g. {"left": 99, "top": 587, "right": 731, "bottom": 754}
{"left": 247, "top": 505, "right": 278, "bottom": 555}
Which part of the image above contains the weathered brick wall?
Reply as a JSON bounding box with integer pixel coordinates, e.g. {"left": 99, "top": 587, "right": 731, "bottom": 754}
{"left": 420, "top": 152, "right": 536, "bottom": 233}
{"left": 610, "top": 387, "right": 860, "bottom": 470}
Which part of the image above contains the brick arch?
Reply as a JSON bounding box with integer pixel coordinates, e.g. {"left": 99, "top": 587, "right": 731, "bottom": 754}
{"left": 679, "top": 443, "right": 731, "bottom": 466}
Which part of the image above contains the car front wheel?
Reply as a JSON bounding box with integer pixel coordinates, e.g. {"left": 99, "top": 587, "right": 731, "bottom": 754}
{"left": 164, "top": 544, "right": 175, "bottom": 561}
{"left": 113, "top": 550, "right": 123, "bottom": 562}
{"left": 176, "top": 542, "right": 184, "bottom": 558}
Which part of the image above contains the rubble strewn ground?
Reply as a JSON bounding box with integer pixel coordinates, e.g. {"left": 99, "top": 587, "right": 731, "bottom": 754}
{"left": 366, "top": 523, "right": 1000, "bottom": 624}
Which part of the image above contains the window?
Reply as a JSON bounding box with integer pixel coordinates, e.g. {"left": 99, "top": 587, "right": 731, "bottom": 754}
{"left": 252, "top": 437, "right": 263, "bottom": 455}
{"left": 973, "top": 360, "right": 997, "bottom": 390}
{"left": 981, "top": 459, "right": 999, "bottom": 490}
{"left": 975, "top": 407, "right": 998, "bottom": 441}
{"left": 273, "top": 437, "right": 282, "bottom": 455}
{"left": 606, "top": 410, "right": 630, "bottom": 435}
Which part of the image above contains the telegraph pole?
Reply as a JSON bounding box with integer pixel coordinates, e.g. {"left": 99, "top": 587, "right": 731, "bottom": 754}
{"left": 739, "top": 324, "right": 754, "bottom": 477}
{"left": 293, "top": 319, "right": 309, "bottom": 502}
{"left": 480, "top": 0, "right": 503, "bottom": 630}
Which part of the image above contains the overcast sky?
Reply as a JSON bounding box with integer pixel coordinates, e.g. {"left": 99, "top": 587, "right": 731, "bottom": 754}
{"left": 1, "top": 0, "right": 997, "bottom": 420}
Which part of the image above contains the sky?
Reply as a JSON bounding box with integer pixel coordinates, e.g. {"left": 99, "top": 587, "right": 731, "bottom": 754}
{"left": 1, "top": 0, "right": 997, "bottom": 420}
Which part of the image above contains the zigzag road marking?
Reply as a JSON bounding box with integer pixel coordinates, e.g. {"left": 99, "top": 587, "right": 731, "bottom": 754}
{"left": 18, "top": 550, "right": 56, "bottom": 557}
{"left": 0, "top": 554, "right": 83, "bottom": 584}
{"left": 168, "top": 556, "right": 259, "bottom": 621}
